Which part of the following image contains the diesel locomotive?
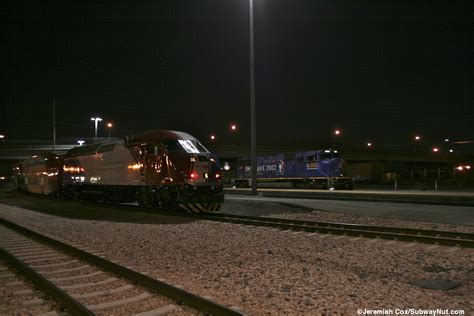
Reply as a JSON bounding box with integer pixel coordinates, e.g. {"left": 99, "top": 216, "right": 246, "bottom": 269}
{"left": 17, "top": 130, "right": 224, "bottom": 212}
{"left": 235, "top": 149, "right": 353, "bottom": 189}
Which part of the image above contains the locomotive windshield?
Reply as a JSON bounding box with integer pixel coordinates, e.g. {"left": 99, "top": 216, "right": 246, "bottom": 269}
{"left": 162, "top": 140, "right": 209, "bottom": 154}
{"left": 319, "top": 152, "right": 340, "bottom": 160}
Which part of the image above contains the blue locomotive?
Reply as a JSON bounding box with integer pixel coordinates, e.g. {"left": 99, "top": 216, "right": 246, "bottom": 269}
{"left": 235, "top": 149, "right": 353, "bottom": 189}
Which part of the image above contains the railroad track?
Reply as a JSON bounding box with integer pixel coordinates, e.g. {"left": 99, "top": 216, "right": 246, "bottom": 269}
{"left": 0, "top": 218, "right": 243, "bottom": 316}
{"left": 186, "top": 213, "right": 474, "bottom": 248}
{"left": 89, "top": 200, "right": 474, "bottom": 248}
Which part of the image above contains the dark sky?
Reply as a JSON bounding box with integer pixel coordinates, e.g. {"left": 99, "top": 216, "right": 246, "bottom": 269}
{"left": 2, "top": 1, "right": 472, "bottom": 151}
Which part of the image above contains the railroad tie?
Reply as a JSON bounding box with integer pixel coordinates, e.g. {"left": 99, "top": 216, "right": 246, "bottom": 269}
{"left": 13, "top": 289, "right": 34, "bottom": 296}
{"left": 48, "top": 271, "right": 103, "bottom": 282}
{"left": 87, "top": 292, "right": 152, "bottom": 311}
{"left": 132, "top": 304, "right": 181, "bottom": 316}
{"left": 60, "top": 277, "right": 117, "bottom": 290}
{"left": 71, "top": 284, "right": 134, "bottom": 299}
{"left": 22, "top": 298, "right": 44, "bottom": 307}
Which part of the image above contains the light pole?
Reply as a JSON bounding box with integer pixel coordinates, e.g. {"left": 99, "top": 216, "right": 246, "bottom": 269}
{"left": 107, "top": 123, "right": 113, "bottom": 139}
{"left": 91, "top": 117, "right": 102, "bottom": 142}
{"left": 249, "top": 0, "right": 257, "bottom": 195}
{"left": 332, "top": 129, "right": 342, "bottom": 149}
{"left": 411, "top": 135, "right": 421, "bottom": 181}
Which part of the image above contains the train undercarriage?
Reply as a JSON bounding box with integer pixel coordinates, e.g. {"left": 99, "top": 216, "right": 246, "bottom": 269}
{"left": 60, "top": 184, "right": 224, "bottom": 212}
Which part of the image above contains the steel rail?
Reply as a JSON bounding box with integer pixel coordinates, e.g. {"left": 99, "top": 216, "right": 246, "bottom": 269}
{"left": 206, "top": 213, "right": 474, "bottom": 240}
{"left": 0, "top": 218, "right": 244, "bottom": 316}
{"left": 184, "top": 213, "right": 474, "bottom": 248}
{"left": 0, "top": 247, "right": 94, "bottom": 315}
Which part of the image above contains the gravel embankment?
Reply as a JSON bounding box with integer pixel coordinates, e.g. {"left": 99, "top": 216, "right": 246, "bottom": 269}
{"left": 221, "top": 199, "right": 474, "bottom": 233}
{"left": 1, "top": 201, "right": 473, "bottom": 315}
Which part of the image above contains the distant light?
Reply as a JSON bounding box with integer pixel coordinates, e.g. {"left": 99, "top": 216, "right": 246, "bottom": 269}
{"left": 0, "top": 135, "right": 4, "bottom": 139}
{"left": 210, "top": 135, "right": 216, "bottom": 140}
{"left": 449, "top": 149, "right": 454, "bottom": 153}
{"left": 189, "top": 172, "right": 198, "bottom": 179}
{"left": 223, "top": 162, "right": 231, "bottom": 171}
{"left": 414, "top": 135, "right": 421, "bottom": 141}
{"left": 444, "top": 138, "right": 450, "bottom": 142}
{"left": 230, "top": 124, "right": 237, "bottom": 131}
{"left": 466, "top": 166, "right": 471, "bottom": 170}
{"left": 107, "top": 123, "right": 113, "bottom": 128}
{"left": 367, "top": 142, "right": 372, "bottom": 147}
{"left": 432, "top": 147, "right": 439, "bottom": 152}
{"left": 91, "top": 117, "right": 102, "bottom": 122}
{"left": 334, "top": 129, "right": 341, "bottom": 136}
{"left": 77, "top": 140, "right": 85, "bottom": 146}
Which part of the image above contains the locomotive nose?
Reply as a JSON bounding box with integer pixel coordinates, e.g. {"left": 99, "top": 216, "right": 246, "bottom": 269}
{"left": 331, "top": 158, "right": 347, "bottom": 176}
{"left": 337, "top": 159, "right": 348, "bottom": 176}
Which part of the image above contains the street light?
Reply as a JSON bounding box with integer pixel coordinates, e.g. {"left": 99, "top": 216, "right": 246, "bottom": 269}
{"left": 230, "top": 124, "right": 238, "bottom": 132}
{"left": 0, "top": 134, "right": 4, "bottom": 139}
{"left": 91, "top": 117, "right": 102, "bottom": 142}
{"left": 210, "top": 134, "right": 216, "bottom": 141}
{"left": 332, "top": 129, "right": 342, "bottom": 149}
{"left": 107, "top": 122, "right": 113, "bottom": 139}
{"left": 432, "top": 147, "right": 439, "bottom": 153}
{"left": 411, "top": 135, "right": 422, "bottom": 181}
{"left": 367, "top": 142, "right": 372, "bottom": 148}
{"left": 413, "top": 135, "right": 422, "bottom": 153}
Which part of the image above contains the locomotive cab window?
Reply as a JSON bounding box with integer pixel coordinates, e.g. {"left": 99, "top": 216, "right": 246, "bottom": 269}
{"left": 306, "top": 155, "right": 317, "bottom": 162}
{"left": 319, "top": 152, "right": 340, "bottom": 160}
{"left": 162, "top": 140, "right": 209, "bottom": 154}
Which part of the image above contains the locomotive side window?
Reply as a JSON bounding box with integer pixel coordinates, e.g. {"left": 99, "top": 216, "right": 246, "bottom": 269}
{"left": 306, "top": 155, "right": 317, "bottom": 162}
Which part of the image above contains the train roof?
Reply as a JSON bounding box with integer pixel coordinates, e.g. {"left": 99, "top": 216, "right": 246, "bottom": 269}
{"left": 65, "top": 129, "right": 200, "bottom": 157}
{"left": 237, "top": 149, "right": 340, "bottom": 161}
{"left": 127, "top": 129, "right": 197, "bottom": 144}
{"left": 20, "top": 152, "right": 62, "bottom": 167}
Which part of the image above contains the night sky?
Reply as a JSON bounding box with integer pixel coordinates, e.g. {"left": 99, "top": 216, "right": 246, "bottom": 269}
{"left": 2, "top": 1, "right": 472, "bottom": 151}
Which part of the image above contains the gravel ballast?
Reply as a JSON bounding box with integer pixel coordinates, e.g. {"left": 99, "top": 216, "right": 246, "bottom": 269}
{"left": 0, "top": 201, "right": 473, "bottom": 315}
